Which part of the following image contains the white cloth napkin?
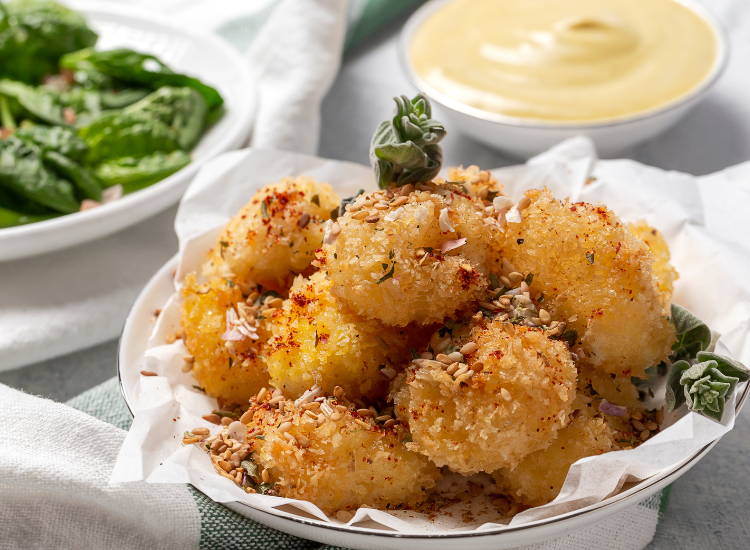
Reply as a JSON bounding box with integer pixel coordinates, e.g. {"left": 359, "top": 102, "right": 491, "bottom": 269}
{"left": 0, "top": 383, "right": 201, "bottom": 549}
{"left": 0, "top": 0, "right": 349, "bottom": 372}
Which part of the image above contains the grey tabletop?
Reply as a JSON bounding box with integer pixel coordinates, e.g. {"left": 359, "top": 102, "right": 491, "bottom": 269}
{"left": 2, "top": 8, "right": 750, "bottom": 550}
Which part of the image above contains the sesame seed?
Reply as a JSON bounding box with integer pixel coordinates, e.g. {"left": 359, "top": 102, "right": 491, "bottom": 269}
{"left": 501, "top": 388, "right": 512, "bottom": 401}
{"left": 453, "top": 365, "right": 469, "bottom": 377}
{"left": 330, "top": 412, "right": 342, "bottom": 422}
{"left": 460, "top": 342, "right": 478, "bottom": 354}
{"left": 298, "top": 212, "right": 311, "bottom": 228}
{"left": 399, "top": 184, "right": 414, "bottom": 196}
{"left": 471, "top": 361, "right": 484, "bottom": 373}
{"left": 539, "top": 309, "right": 551, "bottom": 324}
{"left": 517, "top": 197, "right": 531, "bottom": 210}
{"left": 352, "top": 210, "right": 368, "bottom": 220}
{"left": 278, "top": 422, "right": 293, "bottom": 433}
{"left": 435, "top": 354, "right": 453, "bottom": 365}
{"left": 375, "top": 335, "right": 388, "bottom": 350}
{"left": 365, "top": 215, "right": 380, "bottom": 223}
{"left": 448, "top": 351, "right": 464, "bottom": 362}
{"left": 384, "top": 419, "right": 397, "bottom": 428}
{"left": 500, "top": 276, "right": 512, "bottom": 288}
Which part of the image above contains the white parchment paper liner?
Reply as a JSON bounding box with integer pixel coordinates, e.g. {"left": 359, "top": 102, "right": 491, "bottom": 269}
{"left": 112, "top": 140, "right": 750, "bottom": 533}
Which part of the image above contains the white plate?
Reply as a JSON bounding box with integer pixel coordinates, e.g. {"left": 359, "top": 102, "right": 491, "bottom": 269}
{"left": 117, "top": 255, "right": 748, "bottom": 550}
{"left": 0, "top": 1, "right": 254, "bottom": 262}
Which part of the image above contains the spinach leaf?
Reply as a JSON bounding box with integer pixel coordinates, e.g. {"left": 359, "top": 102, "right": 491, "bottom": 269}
{"left": 43, "top": 151, "right": 101, "bottom": 201}
{"left": 125, "top": 86, "right": 207, "bottom": 149}
{"left": 0, "top": 0, "right": 98, "bottom": 84}
{"left": 94, "top": 150, "right": 190, "bottom": 192}
{"left": 0, "top": 205, "right": 59, "bottom": 228}
{"left": 0, "top": 79, "right": 67, "bottom": 125}
{"left": 15, "top": 124, "right": 87, "bottom": 161}
{"left": 60, "top": 48, "right": 223, "bottom": 109}
{"left": 79, "top": 110, "right": 179, "bottom": 164}
{"left": 0, "top": 136, "right": 78, "bottom": 213}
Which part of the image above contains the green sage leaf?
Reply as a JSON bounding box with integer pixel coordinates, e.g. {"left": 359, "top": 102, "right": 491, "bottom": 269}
{"left": 370, "top": 93, "right": 446, "bottom": 189}
{"left": 669, "top": 304, "right": 711, "bottom": 362}
{"left": 666, "top": 359, "right": 691, "bottom": 412}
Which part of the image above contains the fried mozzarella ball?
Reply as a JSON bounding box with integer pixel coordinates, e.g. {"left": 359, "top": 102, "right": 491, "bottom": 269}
{"left": 245, "top": 396, "right": 441, "bottom": 515}
{"left": 628, "top": 220, "right": 679, "bottom": 295}
{"left": 318, "top": 179, "right": 502, "bottom": 327}
{"left": 492, "top": 414, "right": 616, "bottom": 506}
{"left": 206, "top": 176, "right": 339, "bottom": 292}
{"left": 500, "top": 189, "right": 675, "bottom": 379}
{"left": 181, "top": 274, "right": 272, "bottom": 405}
{"left": 392, "top": 321, "right": 577, "bottom": 474}
{"left": 266, "top": 271, "right": 413, "bottom": 401}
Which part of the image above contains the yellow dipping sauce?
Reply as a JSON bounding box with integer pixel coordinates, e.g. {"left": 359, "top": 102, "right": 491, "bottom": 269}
{"left": 410, "top": 0, "right": 717, "bottom": 122}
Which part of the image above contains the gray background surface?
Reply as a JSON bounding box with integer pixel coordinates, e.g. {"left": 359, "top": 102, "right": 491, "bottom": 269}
{"left": 2, "top": 7, "right": 750, "bottom": 549}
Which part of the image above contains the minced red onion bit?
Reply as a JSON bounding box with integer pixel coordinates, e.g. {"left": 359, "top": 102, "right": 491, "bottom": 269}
{"left": 599, "top": 399, "right": 627, "bottom": 417}
{"left": 440, "top": 238, "right": 467, "bottom": 254}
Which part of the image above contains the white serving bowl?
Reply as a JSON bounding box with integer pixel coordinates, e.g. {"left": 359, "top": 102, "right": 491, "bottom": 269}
{"left": 117, "top": 253, "right": 749, "bottom": 550}
{"left": 399, "top": 0, "right": 729, "bottom": 159}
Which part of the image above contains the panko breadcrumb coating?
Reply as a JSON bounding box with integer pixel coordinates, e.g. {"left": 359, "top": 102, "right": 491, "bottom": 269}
{"left": 266, "top": 271, "right": 414, "bottom": 400}
{"left": 492, "top": 414, "right": 616, "bottom": 506}
{"left": 628, "top": 220, "right": 679, "bottom": 295}
{"left": 246, "top": 394, "right": 441, "bottom": 514}
{"left": 500, "top": 189, "right": 675, "bottom": 378}
{"left": 207, "top": 176, "right": 339, "bottom": 292}
{"left": 181, "top": 275, "right": 272, "bottom": 404}
{"left": 319, "top": 175, "right": 503, "bottom": 326}
{"left": 392, "top": 321, "right": 577, "bottom": 474}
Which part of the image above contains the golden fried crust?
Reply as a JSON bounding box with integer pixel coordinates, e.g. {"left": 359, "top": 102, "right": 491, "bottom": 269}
{"left": 248, "top": 400, "right": 441, "bottom": 515}
{"left": 492, "top": 415, "right": 615, "bottom": 507}
{"left": 266, "top": 272, "right": 413, "bottom": 401}
{"left": 628, "top": 220, "right": 679, "bottom": 296}
{"left": 500, "top": 189, "right": 675, "bottom": 378}
{"left": 181, "top": 274, "right": 271, "bottom": 404}
{"left": 210, "top": 176, "right": 339, "bottom": 292}
{"left": 319, "top": 183, "right": 502, "bottom": 327}
{"left": 392, "top": 322, "right": 577, "bottom": 474}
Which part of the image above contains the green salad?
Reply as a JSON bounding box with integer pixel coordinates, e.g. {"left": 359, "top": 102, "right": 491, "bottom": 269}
{"left": 0, "top": 0, "right": 224, "bottom": 228}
